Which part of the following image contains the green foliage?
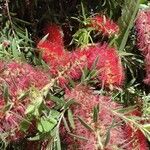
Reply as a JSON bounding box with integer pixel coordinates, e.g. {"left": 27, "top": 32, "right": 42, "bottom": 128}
{"left": 72, "top": 27, "right": 93, "bottom": 47}
{"left": 142, "top": 93, "right": 150, "bottom": 117}
{"left": 117, "top": 0, "right": 141, "bottom": 50}
{"left": 67, "top": 109, "right": 75, "bottom": 129}
{"left": 115, "top": 0, "right": 144, "bottom": 80}
{"left": 17, "top": 83, "right": 76, "bottom": 149}
{"left": 0, "top": 21, "right": 34, "bottom": 61}
{"left": 71, "top": 2, "right": 93, "bottom": 47}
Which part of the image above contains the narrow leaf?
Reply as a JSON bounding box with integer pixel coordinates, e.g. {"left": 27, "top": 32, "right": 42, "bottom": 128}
{"left": 68, "top": 109, "right": 75, "bottom": 129}
{"left": 78, "top": 116, "right": 94, "bottom": 131}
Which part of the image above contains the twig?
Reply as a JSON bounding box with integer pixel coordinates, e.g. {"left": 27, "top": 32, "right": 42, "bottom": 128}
{"left": 5, "top": 0, "right": 15, "bottom": 36}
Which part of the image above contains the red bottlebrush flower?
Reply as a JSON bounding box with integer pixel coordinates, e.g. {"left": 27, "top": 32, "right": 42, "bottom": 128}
{"left": 43, "top": 24, "right": 64, "bottom": 46}
{"left": 76, "top": 43, "right": 124, "bottom": 87}
{"left": 135, "top": 10, "right": 150, "bottom": 85}
{"left": 37, "top": 24, "right": 67, "bottom": 80}
{"left": 61, "top": 85, "right": 127, "bottom": 149}
{"left": 124, "top": 125, "right": 148, "bottom": 150}
{"left": 89, "top": 15, "right": 119, "bottom": 36}
{"left": 37, "top": 24, "right": 65, "bottom": 72}
{"left": 37, "top": 24, "right": 123, "bottom": 88}
{"left": 0, "top": 61, "right": 51, "bottom": 141}
{"left": 123, "top": 110, "right": 149, "bottom": 150}
{"left": 37, "top": 40, "right": 65, "bottom": 65}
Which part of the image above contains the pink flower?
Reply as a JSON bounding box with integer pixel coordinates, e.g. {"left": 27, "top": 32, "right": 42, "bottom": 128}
{"left": 135, "top": 10, "right": 150, "bottom": 56}
{"left": 61, "top": 85, "right": 126, "bottom": 149}
{"left": 61, "top": 85, "right": 149, "bottom": 149}
{"left": 89, "top": 15, "right": 119, "bottom": 36}
{"left": 4, "top": 61, "right": 50, "bottom": 93}
{"left": 135, "top": 10, "right": 150, "bottom": 85}
{"left": 0, "top": 61, "right": 51, "bottom": 141}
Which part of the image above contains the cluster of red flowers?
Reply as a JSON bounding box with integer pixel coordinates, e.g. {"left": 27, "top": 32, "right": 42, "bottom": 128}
{"left": 89, "top": 15, "right": 119, "bottom": 36}
{"left": 0, "top": 14, "right": 149, "bottom": 150}
{"left": 136, "top": 10, "right": 150, "bottom": 85}
{"left": 61, "top": 85, "right": 148, "bottom": 150}
{"left": 0, "top": 61, "right": 50, "bottom": 141}
{"left": 37, "top": 23, "right": 124, "bottom": 88}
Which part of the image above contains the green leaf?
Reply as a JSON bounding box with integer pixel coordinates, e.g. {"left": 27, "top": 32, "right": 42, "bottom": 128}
{"left": 35, "top": 96, "right": 43, "bottom": 107}
{"left": 91, "top": 56, "right": 99, "bottom": 70}
{"left": 104, "top": 120, "right": 115, "bottom": 147}
{"left": 143, "top": 124, "right": 150, "bottom": 131}
{"left": 81, "top": 67, "right": 89, "bottom": 82}
{"left": 42, "top": 119, "right": 51, "bottom": 132}
{"left": 50, "top": 95, "right": 65, "bottom": 106}
{"left": 37, "top": 122, "right": 43, "bottom": 132}
{"left": 20, "top": 120, "right": 30, "bottom": 132}
{"left": 93, "top": 105, "right": 99, "bottom": 123}
{"left": 25, "top": 105, "right": 35, "bottom": 114}
{"left": 2, "top": 83, "right": 9, "bottom": 103}
{"left": 38, "top": 117, "right": 57, "bottom": 133}
{"left": 56, "top": 130, "right": 61, "bottom": 150}
{"left": 49, "top": 117, "right": 57, "bottom": 125}
{"left": 64, "top": 99, "right": 76, "bottom": 109}
{"left": 11, "top": 38, "right": 22, "bottom": 58}
{"left": 62, "top": 116, "right": 71, "bottom": 132}
{"left": 119, "top": 51, "right": 134, "bottom": 57}
{"left": 117, "top": 0, "right": 141, "bottom": 51}
{"left": 88, "top": 70, "right": 99, "bottom": 80}
{"left": 68, "top": 133, "right": 88, "bottom": 141}
{"left": 39, "top": 34, "right": 49, "bottom": 44}
{"left": 49, "top": 109, "right": 60, "bottom": 119}
{"left": 18, "top": 90, "right": 29, "bottom": 101}
{"left": 68, "top": 109, "right": 75, "bottom": 129}
{"left": 69, "top": 78, "right": 75, "bottom": 87}
{"left": 78, "top": 116, "right": 94, "bottom": 131}
{"left": 104, "top": 130, "right": 110, "bottom": 147}
{"left": 3, "top": 103, "right": 12, "bottom": 112}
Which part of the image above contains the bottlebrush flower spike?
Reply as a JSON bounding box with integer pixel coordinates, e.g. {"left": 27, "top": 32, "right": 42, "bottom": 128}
{"left": 123, "top": 110, "right": 149, "bottom": 150}
{"left": 135, "top": 10, "right": 150, "bottom": 56}
{"left": 76, "top": 43, "right": 124, "bottom": 87}
{"left": 37, "top": 40, "right": 65, "bottom": 65}
{"left": 37, "top": 24, "right": 65, "bottom": 65}
{"left": 0, "top": 61, "right": 51, "bottom": 141}
{"left": 89, "top": 15, "right": 119, "bottom": 36}
{"left": 61, "top": 85, "right": 149, "bottom": 150}
{"left": 43, "top": 24, "right": 64, "bottom": 46}
{"left": 62, "top": 85, "right": 124, "bottom": 149}
{"left": 135, "top": 10, "right": 150, "bottom": 85}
